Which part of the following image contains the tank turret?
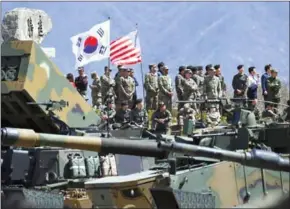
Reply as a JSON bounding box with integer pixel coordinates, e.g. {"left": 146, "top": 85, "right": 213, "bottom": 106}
{"left": 158, "top": 141, "right": 290, "bottom": 172}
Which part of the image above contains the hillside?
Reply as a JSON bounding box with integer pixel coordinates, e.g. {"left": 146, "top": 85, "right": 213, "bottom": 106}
{"left": 1, "top": 2, "right": 289, "bottom": 100}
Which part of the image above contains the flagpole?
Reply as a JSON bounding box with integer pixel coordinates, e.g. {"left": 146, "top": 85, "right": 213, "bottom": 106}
{"left": 135, "top": 23, "right": 146, "bottom": 105}
{"left": 107, "top": 16, "right": 111, "bottom": 69}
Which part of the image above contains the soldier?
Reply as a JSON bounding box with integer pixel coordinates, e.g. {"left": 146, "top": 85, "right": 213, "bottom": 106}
{"left": 100, "top": 66, "right": 115, "bottom": 104}
{"left": 151, "top": 101, "right": 172, "bottom": 134}
{"left": 117, "top": 68, "right": 135, "bottom": 109}
{"left": 75, "top": 67, "right": 88, "bottom": 100}
{"left": 114, "top": 65, "right": 123, "bottom": 101}
{"left": 182, "top": 69, "right": 198, "bottom": 102}
{"left": 232, "top": 65, "right": 248, "bottom": 105}
{"left": 130, "top": 98, "right": 148, "bottom": 127}
{"left": 129, "top": 68, "right": 139, "bottom": 107}
{"left": 175, "top": 66, "right": 186, "bottom": 110}
{"left": 144, "top": 64, "right": 159, "bottom": 111}
{"left": 262, "top": 104, "right": 278, "bottom": 120}
{"left": 100, "top": 99, "right": 116, "bottom": 129}
{"left": 177, "top": 103, "right": 196, "bottom": 130}
{"left": 261, "top": 64, "right": 272, "bottom": 108}
{"left": 115, "top": 101, "right": 131, "bottom": 124}
{"left": 89, "top": 72, "right": 102, "bottom": 109}
{"left": 158, "top": 66, "right": 173, "bottom": 112}
{"left": 197, "top": 66, "right": 205, "bottom": 96}
{"left": 203, "top": 67, "right": 222, "bottom": 99}
{"left": 206, "top": 107, "right": 221, "bottom": 126}
{"left": 266, "top": 69, "right": 281, "bottom": 113}
{"left": 214, "top": 65, "right": 227, "bottom": 96}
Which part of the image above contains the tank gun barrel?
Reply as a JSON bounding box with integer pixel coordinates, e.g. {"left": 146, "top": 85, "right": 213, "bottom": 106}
{"left": 1, "top": 128, "right": 167, "bottom": 158}
{"left": 158, "top": 141, "right": 290, "bottom": 172}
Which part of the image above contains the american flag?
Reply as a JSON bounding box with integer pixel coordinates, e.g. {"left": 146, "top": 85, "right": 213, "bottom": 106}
{"left": 110, "top": 30, "right": 142, "bottom": 66}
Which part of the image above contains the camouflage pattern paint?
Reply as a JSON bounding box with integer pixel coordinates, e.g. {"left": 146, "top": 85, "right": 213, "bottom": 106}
{"left": 1, "top": 41, "right": 100, "bottom": 131}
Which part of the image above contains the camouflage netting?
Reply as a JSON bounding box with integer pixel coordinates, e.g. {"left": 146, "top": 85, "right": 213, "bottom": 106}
{"left": 1, "top": 7, "right": 52, "bottom": 44}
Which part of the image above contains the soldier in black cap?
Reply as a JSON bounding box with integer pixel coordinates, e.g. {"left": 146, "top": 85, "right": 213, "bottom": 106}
{"left": 130, "top": 98, "right": 148, "bottom": 127}
{"left": 175, "top": 66, "right": 186, "bottom": 110}
{"left": 115, "top": 101, "right": 131, "bottom": 124}
{"left": 232, "top": 64, "right": 248, "bottom": 105}
{"left": 151, "top": 101, "right": 172, "bottom": 134}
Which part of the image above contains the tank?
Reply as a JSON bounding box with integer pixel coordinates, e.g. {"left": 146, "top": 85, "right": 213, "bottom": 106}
{"left": 2, "top": 127, "right": 290, "bottom": 208}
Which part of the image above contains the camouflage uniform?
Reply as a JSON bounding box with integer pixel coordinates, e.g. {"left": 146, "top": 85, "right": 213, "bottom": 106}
{"left": 266, "top": 76, "right": 281, "bottom": 110}
{"left": 130, "top": 107, "right": 148, "bottom": 126}
{"left": 158, "top": 74, "right": 173, "bottom": 112}
{"left": 175, "top": 73, "right": 185, "bottom": 110}
{"left": 216, "top": 75, "right": 227, "bottom": 96}
{"left": 203, "top": 74, "right": 222, "bottom": 110}
{"left": 151, "top": 109, "right": 172, "bottom": 134}
{"left": 177, "top": 104, "right": 196, "bottom": 127}
{"left": 144, "top": 72, "right": 159, "bottom": 111}
{"left": 262, "top": 109, "right": 278, "bottom": 120}
{"left": 206, "top": 107, "right": 221, "bottom": 126}
{"left": 182, "top": 77, "right": 198, "bottom": 101}
{"left": 101, "top": 74, "right": 116, "bottom": 104}
{"left": 117, "top": 75, "right": 135, "bottom": 109}
{"left": 115, "top": 108, "right": 131, "bottom": 124}
{"left": 90, "top": 73, "right": 102, "bottom": 109}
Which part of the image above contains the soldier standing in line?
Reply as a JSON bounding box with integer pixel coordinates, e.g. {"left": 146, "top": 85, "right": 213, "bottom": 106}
{"left": 246, "top": 66, "right": 260, "bottom": 110}
{"left": 261, "top": 64, "right": 272, "bottom": 108}
{"left": 182, "top": 69, "right": 198, "bottom": 102}
{"left": 190, "top": 66, "right": 202, "bottom": 98}
{"left": 203, "top": 67, "right": 222, "bottom": 100}
{"left": 266, "top": 69, "right": 281, "bottom": 113}
{"left": 197, "top": 66, "right": 205, "bottom": 96}
{"left": 114, "top": 65, "right": 123, "bottom": 102}
{"left": 232, "top": 65, "right": 248, "bottom": 106}
{"left": 117, "top": 68, "right": 135, "bottom": 109}
{"left": 151, "top": 101, "right": 172, "bottom": 135}
{"left": 101, "top": 66, "right": 115, "bottom": 104}
{"left": 89, "top": 72, "right": 102, "bottom": 109}
{"left": 115, "top": 101, "right": 131, "bottom": 124}
{"left": 144, "top": 64, "right": 159, "bottom": 111}
{"left": 158, "top": 66, "right": 173, "bottom": 112}
{"left": 129, "top": 68, "right": 139, "bottom": 108}
{"left": 130, "top": 98, "right": 148, "bottom": 127}
{"left": 214, "top": 65, "right": 227, "bottom": 97}
{"left": 175, "top": 66, "right": 186, "bottom": 110}
{"left": 75, "top": 67, "right": 88, "bottom": 100}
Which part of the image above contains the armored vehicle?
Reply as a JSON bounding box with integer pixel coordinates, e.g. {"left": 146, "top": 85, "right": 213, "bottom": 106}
{"left": 2, "top": 40, "right": 290, "bottom": 208}
{"left": 2, "top": 127, "right": 290, "bottom": 209}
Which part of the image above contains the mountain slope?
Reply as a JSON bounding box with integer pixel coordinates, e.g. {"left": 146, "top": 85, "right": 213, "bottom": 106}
{"left": 2, "top": 2, "right": 289, "bottom": 99}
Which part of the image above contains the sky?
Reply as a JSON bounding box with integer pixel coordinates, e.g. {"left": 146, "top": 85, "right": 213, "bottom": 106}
{"left": 2, "top": 2, "right": 289, "bottom": 104}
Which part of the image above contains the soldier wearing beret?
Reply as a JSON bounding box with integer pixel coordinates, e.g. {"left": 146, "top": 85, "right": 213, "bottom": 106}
{"left": 266, "top": 68, "right": 281, "bottom": 112}
{"left": 130, "top": 99, "right": 148, "bottom": 127}
{"left": 151, "top": 101, "right": 172, "bottom": 134}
